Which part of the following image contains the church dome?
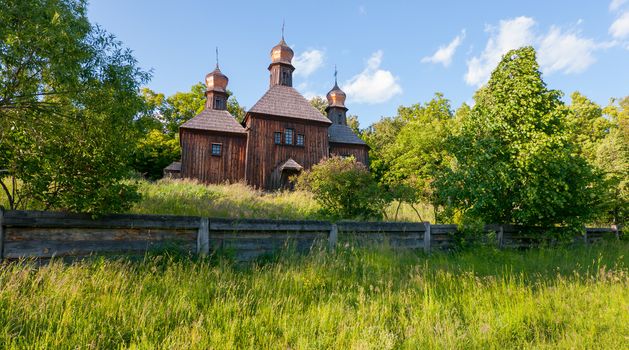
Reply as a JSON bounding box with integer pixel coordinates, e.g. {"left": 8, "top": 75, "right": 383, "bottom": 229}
{"left": 326, "top": 82, "right": 346, "bottom": 108}
{"left": 270, "top": 38, "right": 294, "bottom": 64}
{"left": 205, "top": 66, "right": 228, "bottom": 92}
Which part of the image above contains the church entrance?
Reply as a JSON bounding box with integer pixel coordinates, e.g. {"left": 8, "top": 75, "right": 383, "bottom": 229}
{"left": 280, "top": 168, "right": 301, "bottom": 190}
{"left": 270, "top": 158, "right": 304, "bottom": 190}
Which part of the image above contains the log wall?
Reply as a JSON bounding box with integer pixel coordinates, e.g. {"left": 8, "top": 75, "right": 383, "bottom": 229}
{"left": 245, "top": 113, "right": 329, "bottom": 189}
{"left": 0, "top": 210, "right": 623, "bottom": 262}
{"left": 329, "top": 143, "right": 370, "bottom": 166}
{"left": 180, "top": 129, "right": 247, "bottom": 184}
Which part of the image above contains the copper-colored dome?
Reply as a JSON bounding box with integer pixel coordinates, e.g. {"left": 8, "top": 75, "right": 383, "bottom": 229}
{"left": 205, "top": 67, "right": 228, "bottom": 92}
{"left": 326, "top": 83, "right": 346, "bottom": 108}
{"left": 270, "top": 38, "right": 294, "bottom": 64}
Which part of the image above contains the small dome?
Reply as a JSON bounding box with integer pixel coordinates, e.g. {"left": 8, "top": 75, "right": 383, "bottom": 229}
{"left": 205, "top": 66, "right": 228, "bottom": 92}
{"left": 270, "top": 38, "right": 294, "bottom": 64}
{"left": 326, "top": 83, "right": 346, "bottom": 108}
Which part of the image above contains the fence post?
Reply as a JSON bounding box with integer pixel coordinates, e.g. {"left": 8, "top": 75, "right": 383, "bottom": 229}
{"left": 497, "top": 225, "right": 504, "bottom": 249}
{"left": 328, "top": 224, "right": 338, "bottom": 250}
{"left": 583, "top": 225, "right": 588, "bottom": 245}
{"left": 423, "top": 221, "right": 431, "bottom": 253}
{"left": 612, "top": 224, "right": 619, "bottom": 240}
{"left": 197, "top": 217, "right": 209, "bottom": 257}
{"left": 0, "top": 207, "right": 4, "bottom": 261}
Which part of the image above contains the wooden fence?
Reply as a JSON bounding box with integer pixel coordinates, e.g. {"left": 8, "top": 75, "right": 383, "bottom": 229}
{"left": 0, "top": 209, "right": 623, "bottom": 262}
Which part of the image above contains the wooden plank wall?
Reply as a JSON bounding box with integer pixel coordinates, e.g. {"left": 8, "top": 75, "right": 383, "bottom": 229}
{"left": 180, "top": 129, "right": 247, "bottom": 184}
{"left": 0, "top": 210, "right": 623, "bottom": 262}
{"left": 336, "top": 221, "right": 426, "bottom": 249}
{"left": 1, "top": 211, "right": 199, "bottom": 259}
{"left": 329, "top": 143, "right": 370, "bottom": 166}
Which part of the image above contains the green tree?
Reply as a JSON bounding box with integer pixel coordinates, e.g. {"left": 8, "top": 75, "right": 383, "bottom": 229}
{"left": 309, "top": 96, "right": 328, "bottom": 115}
{"left": 130, "top": 130, "right": 180, "bottom": 181}
{"left": 435, "top": 47, "right": 599, "bottom": 230}
{"left": 381, "top": 93, "right": 454, "bottom": 222}
{"left": 296, "top": 156, "right": 386, "bottom": 220}
{"left": 594, "top": 97, "right": 629, "bottom": 224}
{"left": 0, "top": 0, "right": 148, "bottom": 213}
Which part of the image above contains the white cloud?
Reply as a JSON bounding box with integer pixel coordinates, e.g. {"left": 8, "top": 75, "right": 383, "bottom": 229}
{"left": 421, "top": 30, "right": 466, "bottom": 67}
{"left": 610, "top": 12, "right": 629, "bottom": 38}
{"left": 465, "top": 17, "right": 607, "bottom": 86}
{"left": 610, "top": 0, "right": 628, "bottom": 11}
{"left": 342, "top": 50, "right": 402, "bottom": 104}
{"left": 293, "top": 49, "right": 324, "bottom": 77}
{"left": 538, "top": 26, "right": 597, "bottom": 74}
{"left": 465, "top": 16, "right": 536, "bottom": 86}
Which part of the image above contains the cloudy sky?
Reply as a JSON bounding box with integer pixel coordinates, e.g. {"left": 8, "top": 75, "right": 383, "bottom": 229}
{"left": 89, "top": 0, "right": 629, "bottom": 126}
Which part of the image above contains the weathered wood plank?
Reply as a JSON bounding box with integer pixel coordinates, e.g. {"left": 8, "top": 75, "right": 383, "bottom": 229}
{"left": 0, "top": 207, "right": 4, "bottom": 260}
{"left": 197, "top": 218, "right": 210, "bottom": 256}
{"left": 424, "top": 222, "right": 431, "bottom": 253}
{"left": 4, "top": 227, "right": 196, "bottom": 242}
{"left": 3, "top": 210, "right": 200, "bottom": 229}
{"left": 4, "top": 240, "right": 196, "bottom": 259}
{"left": 337, "top": 221, "right": 425, "bottom": 232}
{"left": 209, "top": 219, "right": 331, "bottom": 231}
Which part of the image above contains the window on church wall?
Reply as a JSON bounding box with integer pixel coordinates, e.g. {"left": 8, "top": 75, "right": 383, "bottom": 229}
{"left": 211, "top": 143, "right": 222, "bottom": 156}
{"left": 274, "top": 132, "right": 282, "bottom": 145}
{"left": 214, "top": 97, "right": 224, "bottom": 109}
{"left": 296, "top": 134, "right": 304, "bottom": 146}
{"left": 285, "top": 129, "right": 293, "bottom": 145}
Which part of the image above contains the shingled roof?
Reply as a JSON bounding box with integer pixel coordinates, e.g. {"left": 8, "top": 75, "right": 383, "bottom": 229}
{"left": 328, "top": 124, "right": 367, "bottom": 145}
{"left": 180, "top": 108, "right": 246, "bottom": 134}
{"left": 248, "top": 85, "right": 332, "bottom": 124}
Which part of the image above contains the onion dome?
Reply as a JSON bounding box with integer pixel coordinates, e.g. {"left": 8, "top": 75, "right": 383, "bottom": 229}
{"left": 270, "top": 37, "right": 294, "bottom": 64}
{"left": 326, "top": 69, "right": 346, "bottom": 108}
{"left": 205, "top": 66, "right": 228, "bottom": 93}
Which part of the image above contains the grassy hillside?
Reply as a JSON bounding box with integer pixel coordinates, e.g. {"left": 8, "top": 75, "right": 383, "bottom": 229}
{"left": 129, "top": 179, "right": 432, "bottom": 222}
{"left": 1, "top": 242, "right": 627, "bottom": 348}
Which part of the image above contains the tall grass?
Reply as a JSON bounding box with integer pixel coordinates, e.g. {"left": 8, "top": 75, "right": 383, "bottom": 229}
{"left": 1, "top": 242, "right": 627, "bottom": 349}
{"left": 130, "top": 179, "right": 432, "bottom": 222}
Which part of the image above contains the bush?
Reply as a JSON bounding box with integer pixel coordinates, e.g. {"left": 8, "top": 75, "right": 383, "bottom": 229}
{"left": 296, "top": 156, "right": 386, "bottom": 220}
{"left": 131, "top": 130, "right": 180, "bottom": 180}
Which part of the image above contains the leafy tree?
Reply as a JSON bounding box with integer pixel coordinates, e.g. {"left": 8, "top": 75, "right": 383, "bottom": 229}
{"left": 594, "top": 96, "right": 629, "bottom": 224}
{"left": 362, "top": 114, "right": 408, "bottom": 184}
{"left": 568, "top": 92, "right": 612, "bottom": 160}
{"left": 296, "top": 156, "right": 386, "bottom": 220}
{"left": 0, "top": 0, "right": 148, "bottom": 213}
{"left": 380, "top": 93, "right": 454, "bottom": 222}
{"left": 347, "top": 114, "right": 361, "bottom": 135}
{"left": 435, "top": 47, "right": 599, "bottom": 230}
{"left": 309, "top": 96, "right": 328, "bottom": 115}
{"left": 130, "top": 130, "right": 180, "bottom": 181}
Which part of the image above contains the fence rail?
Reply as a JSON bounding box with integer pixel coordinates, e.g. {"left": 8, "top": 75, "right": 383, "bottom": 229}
{"left": 0, "top": 209, "right": 623, "bottom": 262}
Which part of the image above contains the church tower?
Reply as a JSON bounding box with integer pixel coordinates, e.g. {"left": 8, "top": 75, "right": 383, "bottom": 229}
{"left": 325, "top": 68, "right": 348, "bottom": 125}
{"left": 268, "top": 30, "right": 295, "bottom": 87}
{"left": 326, "top": 68, "right": 370, "bottom": 165}
{"left": 205, "top": 50, "right": 229, "bottom": 110}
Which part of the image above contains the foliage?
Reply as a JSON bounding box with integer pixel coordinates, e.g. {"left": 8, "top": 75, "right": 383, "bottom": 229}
{"left": 434, "top": 47, "right": 599, "bottom": 230}
{"left": 594, "top": 96, "right": 629, "bottom": 224}
{"left": 296, "top": 156, "right": 386, "bottom": 220}
{"left": 377, "top": 93, "right": 455, "bottom": 222}
{"left": 1, "top": 243, "right": 627, "bottom": 348}
{"left": 308, "top": 96, "right": 328, "bottom": 115}
{"left": 141, "top": 83, "right": 246, "bottom": 136}
{"left": 0, "top": 0, "right": 147, "bottom": 214}
{"left": 130, "top": 130, "right": 180, "bottom": 180}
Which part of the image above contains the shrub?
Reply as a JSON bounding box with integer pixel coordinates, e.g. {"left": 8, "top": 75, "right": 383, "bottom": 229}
{"left": 296, "top": 156, "right": 386, "bottom": 220}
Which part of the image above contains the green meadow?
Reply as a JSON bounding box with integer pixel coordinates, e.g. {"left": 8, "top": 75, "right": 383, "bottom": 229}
{"left": 1, "top": 242, "right": 627, "bottom": 349}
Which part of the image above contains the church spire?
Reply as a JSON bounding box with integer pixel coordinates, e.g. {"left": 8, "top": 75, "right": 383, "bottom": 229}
{"left": 268, "top": 22, "right": 295, "bottom": 87}
{"left": 326, "top": 67, "right": 348, "bottom": 124}
{"left": 204, "top": 48, "right": 229, "bottom": 110}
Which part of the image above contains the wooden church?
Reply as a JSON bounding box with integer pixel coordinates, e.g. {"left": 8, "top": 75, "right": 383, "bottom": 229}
{"left": 168, "top": 35, "right": 369, "bottom": 190}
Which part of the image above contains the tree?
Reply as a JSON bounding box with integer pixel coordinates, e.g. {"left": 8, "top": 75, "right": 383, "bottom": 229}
{"left": 130, "top": 130, "right": 180, "bottom": 181}
{"left": 594, "top": 96, "right": 629, "bottom": 224}
{"left": 309, "top": 96, "right": 327, "bottom": 115}
{"left": 0, "top": 0, "right": 148, "bottom": 213}
{"left": 380, "top": 93, "right": 454, "bottom": 222}
{"left": 347, "top": 114, "right": 361, "bottom": 135}
{"left": 434, "top": 47, "right": 599, "bottom": 230}
{"left": 296, "top": 156, "right": 386, "bottom": 220}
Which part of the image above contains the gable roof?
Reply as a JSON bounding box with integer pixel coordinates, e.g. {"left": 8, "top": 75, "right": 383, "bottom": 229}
{"left": 180, "top": 108, "right": 246, "bottom": 134}
{"left": 248, "top": 85, "right": 332, "bottom": 124}
{"left": 164, "top": 161, "right": 181, "bottom": 172}
{"left": 328, "top": 124, "right": 367, "bottom": 145}
{"left": 278, "top": 158, "right": 303, "bottom": 172}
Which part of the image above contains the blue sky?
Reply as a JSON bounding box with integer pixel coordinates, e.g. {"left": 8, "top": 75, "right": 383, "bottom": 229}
{"left": 88, "top": 0, "right": 629, "bottom": 126}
